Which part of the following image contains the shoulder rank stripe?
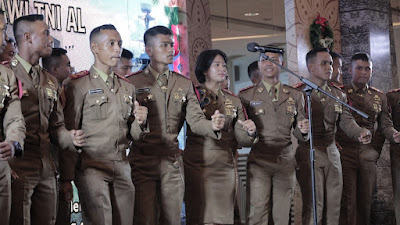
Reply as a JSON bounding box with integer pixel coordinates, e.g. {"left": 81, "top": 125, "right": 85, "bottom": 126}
{"left": 222, "top": 88, "right": 238, "bottom": 97}
{"left": 239, "top": 84, "right": 256, "bottom": 92}
{"left": 370, "top": 86, "right": 383, "bottom": 94}
{"left": 388, "top": 88, "right": 400, "bottom": 93}
{"left": 116, "top": 73, "right": 131, "bottom": 83}
{"left": 330, "top": 82, "right": 343, "bottom": 89}
{"left": 172, "top": 71, "right": 190, "bottom": 80}
{"left": 125, "top": 70, "right": 142, "bottom": 78}
{"left": 69, "top": 70, "right": 89, "bottom": 79}
{"left": 292, "top": 82, "right": 304, "bottom": 89}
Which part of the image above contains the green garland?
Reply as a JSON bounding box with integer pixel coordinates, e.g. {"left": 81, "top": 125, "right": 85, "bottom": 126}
{"left": 310, "top": 14, "right": 334, "bottom": 50}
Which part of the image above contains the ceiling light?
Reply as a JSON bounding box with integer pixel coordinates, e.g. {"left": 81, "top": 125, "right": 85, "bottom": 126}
{"left": 244, "top": 12, "right": 259, "bottom": 17}
{"left": 212, "top": 33, "right": 284, "bottom": 42}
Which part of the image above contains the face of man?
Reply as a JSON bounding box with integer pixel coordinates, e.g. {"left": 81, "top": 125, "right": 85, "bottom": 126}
{"left": 52, "top": 54, "right": 73, "bottom": 83}
{"left": 308, "top": 51, "right": 333, "bottom": 84}
{"left": 146, "top": 34, "right": 174, "bottom": 66}
{"left": 0, "top": 41, "right": 16, "bottom": 61}
{"left": 92, "top": 29, "right": 122, "bottom": 68}
{"left": 30, "top": 20, "right": 53, "bottom": 58}
{"left": 0, "top": 14, "right": 7, "bottom": 54}
{"left": 258, "top": 52, "right": 283, "bottom": 82}
{"left": 331, "top": 57, "right": 342, "bottom": 83}
{"left": 114, "top": 57, "right": 133, "bottom": 75}
{"left": 350, "top": 59, "right": 372, "bottom": 88}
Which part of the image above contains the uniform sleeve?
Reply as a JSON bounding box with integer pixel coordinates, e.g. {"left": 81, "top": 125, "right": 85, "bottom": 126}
{"left": 130, "top": 85, "right": 149, "bottom": 141}
{"left": 3, "top": 69, "right": 25, "bottom": 146}
{"left": 234, "top": 98, "right": 257, "bottom": 147}
{"left": 58, "top": 150, "right": 77, "bottom": 181}
{"left": 338, "top": 92, "right": 365, "bottom": 140}
{"left": 293, "top": 92, "right": 309, "bottom": 142}
{"left": 185, "top": 84, "right": 220, "bottom": 139}
{"left": 378, "top": 94, "right": 396, "bottom": 143}
{"left": 50, "top": 78, "right": 77, "bottom": 152}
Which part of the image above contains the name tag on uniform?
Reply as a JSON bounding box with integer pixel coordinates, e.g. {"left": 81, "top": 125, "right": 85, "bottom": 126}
{"left": 89, "top": 88, "right": 104, "bottom": 94}
{"left": 250, "top": 101, "right": 262, "bottom": 106}
{"left": 136, "top": 87, "right": 151, "bottom": 93}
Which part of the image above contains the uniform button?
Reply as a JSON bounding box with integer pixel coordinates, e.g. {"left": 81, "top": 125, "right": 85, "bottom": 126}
{"left": 34, "top": 85, "right": 38, "bottom": 89}
{"left": 96, "top": 100, "right": 100, "bottom": 103}
{"left": 111, "top": 89, "right": 114, "bottom": 93}
{"left": 101, "top": 96, "right": 106, "bottom": 100}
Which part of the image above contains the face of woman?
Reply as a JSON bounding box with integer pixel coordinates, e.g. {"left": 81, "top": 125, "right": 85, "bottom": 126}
{"left": 205, "top": 54, "right": 227, "bottom": 84}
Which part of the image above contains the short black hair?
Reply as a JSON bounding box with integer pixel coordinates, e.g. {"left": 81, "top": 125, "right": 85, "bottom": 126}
{"left": 42, "top": 48, "right": 67, "bottom": 71}
{"left": 351, "top": 52, "right": 371, "bottom": 64}
{"left": 195, "top": 49, "right": 227, "bottom": 84}
{"left": 121, "top": 48, "right": 133, "bottom": 59}
{"left": 329, "top": 51, "right": 342, "bottom": 60}
{"left": 248, "top": 61, "right": 259, "bottom": 79}
{"left": 13, "top": 14, "right": 44, "bottom": 45}
{"left": 144, "top": 26, "right": 173, "bottom": 46}
{"left": 0, "top": 9, "right": 4, "bottom": 16}
{"left": 306, "top": 47, "right": 330, "bottom": 66}
{"left": 89, "top": 24, "right": 117, "bottom": 44}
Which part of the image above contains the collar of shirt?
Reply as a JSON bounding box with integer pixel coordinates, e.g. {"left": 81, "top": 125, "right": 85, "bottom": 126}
{"left": 15, "top": 53, "right": 40, "bottom": 73}
{"left": 93, "top": 66, "right": 114, "bottom": 83}
{"left": 148, "top": 64, "right": 169, "bottom": 81}
{"left": 262, "top": 80, "right": 281, "bottom": 98}
{"left": 351, "top": 82, "right": 368, "bottom": 93}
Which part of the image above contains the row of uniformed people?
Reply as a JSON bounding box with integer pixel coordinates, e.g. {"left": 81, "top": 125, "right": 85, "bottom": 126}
{"left": 1, "top": 13, "right": 400, "bottom": 225}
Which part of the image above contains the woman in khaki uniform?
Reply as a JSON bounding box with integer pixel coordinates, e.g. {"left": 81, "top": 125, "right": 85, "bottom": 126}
{"left": 184, "top": 49, "right": 257, "bottom": 225}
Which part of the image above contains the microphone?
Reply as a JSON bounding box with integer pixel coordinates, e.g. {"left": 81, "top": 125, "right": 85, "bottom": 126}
{"left": 246, "top": 42, "right": 284, "bottom": 54}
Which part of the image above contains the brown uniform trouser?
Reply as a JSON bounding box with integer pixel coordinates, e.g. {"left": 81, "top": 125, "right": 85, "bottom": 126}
{"left": 55, "top": 187, "right": 71, "bottom": 225}
{"left": 10, "top": 155, "right": 58, "bottom": 225}
{"left": 390, "top": 145, "right": 400, "bottom": 224}
{"left": 75, "top": 160, "right": 134, "bottom": 225}
{"left": 0, "top": 161, "right": 11, "bottom": 225}
{"left": 246, "top": 151, "right": 296, "bottom": 225}
{"left": 131, "top": 151, "right": 184, "bottom": 225}
{"left": 339, "top": 144, "right": 378, "bottom": 225}
{"left": 296, "top": 142, "right": 342, "bottom": 225}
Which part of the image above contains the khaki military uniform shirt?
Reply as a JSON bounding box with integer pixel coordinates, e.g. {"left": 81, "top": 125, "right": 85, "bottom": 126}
{"left": 62, "top": 66, "right": 143, "bottom": 164}
{"left": 126, "top": 67, "right": 218, "bottom": 156}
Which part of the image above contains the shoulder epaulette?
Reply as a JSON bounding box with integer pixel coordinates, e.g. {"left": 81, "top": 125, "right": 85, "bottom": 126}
{"left": 115, "top": 73, "right": 131, "bottom": 83}
{"left": 388, "top": 88, "right": 400, "bottom": 93}
{"left": 172, "top": 71, "right": 190, "bottom": 80}
{"left": 292, "top": 82, "right": 304, "bottom": 89}
{"left": 222, "top": 88, "right": 238, "bottom": 97}
{"left": 330, "top": 82, "right": 343, "bottom": 89}
{"left": 370, "top": 86, "right": 383, "bottom": 94}
{"left": 125, "top": 70, "right": 142, "bottom": 78}
{"left": 330, "top": 83, "right": 343, "bottom": 90}
{"left": 239, "top": 84, "right": 256, "bottom": 92}
{"left": 69, "top": 70, "right": 89, "bottom": 79}
{"left": 1, "top": 60, "right": 9, "bottom": 65}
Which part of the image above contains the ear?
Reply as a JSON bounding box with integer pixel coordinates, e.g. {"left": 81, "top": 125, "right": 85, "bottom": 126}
{"left": 348, "top": 66, "right": 352, "bottom": 74}
{"left": 91, "top": 42, "right": 98, "bottom": 54}
{"left": 24, "top": 32, "right": 31, "bottom": 43}
{"left": 145, "top": 46, "right": 152, "bottom": 57}
{"left": 307, "top": 64, "right": 313, "bottom": 74}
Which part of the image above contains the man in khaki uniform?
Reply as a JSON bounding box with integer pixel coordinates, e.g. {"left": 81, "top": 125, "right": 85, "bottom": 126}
{"left": 239, "top": 46, "right": 309, "bottom": 224}
{"left": 62, "top": 24, "right": 148, "bottom": 225}
{"left": 0, "top": 9, "right": 26, "bottom": 225}
{"left": 42, "top": 47, "right": 75, "bottom": 225}
{"left": 337, "top": 53, "right": 400, "bottom": 225}
{"left": 127, "top": 25, "right": 225, "bottom": 225}
{"left": 386, "top": 89, "right": 400, "bottom": 224}
{"left": 294, "top": 48, "right": 371, "bottom": 225}
{"left": 8, "top": 14, "right": 85, "bottom": 225}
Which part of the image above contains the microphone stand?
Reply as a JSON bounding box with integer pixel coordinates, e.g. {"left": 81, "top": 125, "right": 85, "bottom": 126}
{"left": 260, "top": 53, "right": 368, "bottom": 225}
